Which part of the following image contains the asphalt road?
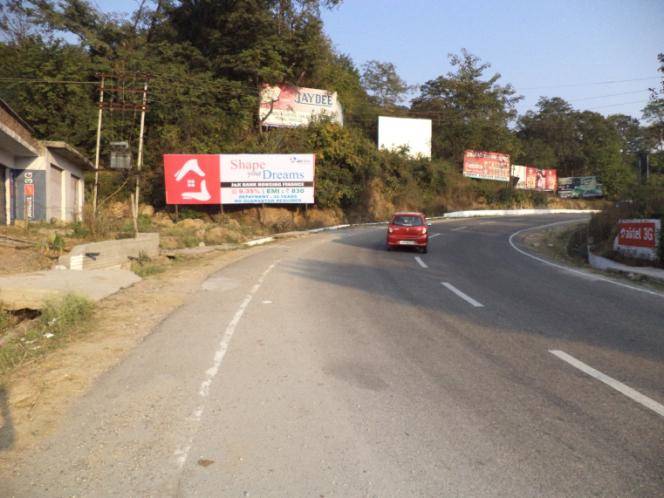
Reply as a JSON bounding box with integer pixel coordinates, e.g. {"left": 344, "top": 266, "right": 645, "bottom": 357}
{"left": 3, "top": 214, "right": 663, "bottom": 497}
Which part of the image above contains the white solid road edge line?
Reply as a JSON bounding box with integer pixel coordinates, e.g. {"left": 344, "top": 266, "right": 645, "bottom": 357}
{"left": 414, "top": 256, "right": 428, "bottom": 269}
{"left": 508, "top": 220, "right": 664, "bottom": 299}
{"left": 174, "top": 261, "right": 278, "bottom": 468}
{"left": 441, "top": 282, "right": 484, "bottom": 307}
{"left": 549, "top": 350, "right": 664, "bottom": 418}
{"left": 429, "top": 233, "right": 442, "bottom": 239}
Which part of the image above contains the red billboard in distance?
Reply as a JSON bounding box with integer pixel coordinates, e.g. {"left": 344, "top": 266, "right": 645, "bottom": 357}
{"left": 463, "top": 150, "right": 511, "bottom": 182}
{"left": 163, "top": 154, "right": 221, "bottom": 204}
{"left": 537, "top": 168, "right": 557, "bottom": 191}
{"left": 513, "top": 165, "right": 558, "bottom": 191}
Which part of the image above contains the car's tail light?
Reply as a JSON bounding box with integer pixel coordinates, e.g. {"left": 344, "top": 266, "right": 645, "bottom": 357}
{"left": 422, "top": 227, "right": 427, "bottom": 234}
{"left": 388, "top": 226, "right": 394, "bottom": 233}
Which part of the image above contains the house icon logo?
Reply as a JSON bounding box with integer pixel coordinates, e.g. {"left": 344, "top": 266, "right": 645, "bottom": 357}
{"left": 163, "top": 154, "right": 220, "bottom": 205}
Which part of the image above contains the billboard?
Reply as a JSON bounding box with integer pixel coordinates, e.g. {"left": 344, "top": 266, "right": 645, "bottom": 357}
{"left": 164, "top": 154, "right": 221, "bottom": 205}
{"left": 259, "top": 84, "right": 343, "bottom": 128}
{"left": 613, "top": 219, "right": 660, "bottom": 261}
{"left": 378, "top": 116, "right": 432, "bottom": 159}
{"left": 512, "top": 165, "right": 558, "bottom": 191}
{"left": 220, "top": 154, "right": 314, "bottom": 204}
{"left": 163, "top": 154, "right": 314, "bottom": 205}
{"left": 463, "top": 150, "right": 511, "bottom": 182}
{"left": 557, "top": 176, "right": 604, "bottom": 198}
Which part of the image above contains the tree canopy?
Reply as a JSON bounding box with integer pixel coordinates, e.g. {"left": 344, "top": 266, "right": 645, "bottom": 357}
{"left": 0, "top": 2, "right": 660, "bottom": 207}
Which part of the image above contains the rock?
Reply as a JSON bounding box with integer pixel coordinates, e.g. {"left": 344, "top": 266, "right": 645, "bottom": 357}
{"left": 223, "top": 218, "right": 241, "bottom": 231}
{"left": 259, "top": 207, "right": 294, "bottom": 230}
{"left": 108, "top": 201, "right": 130, "bottom": 220}
{"left": 139, "top": 204, "right": 155, "bottom": 217}
{"left": 176, "top": 218, "right": 206, "bottom": 230}
{"left": 152, "top": 212, "right": 174, "bottom": 227}
{"left": 305, "top": 208, "right": 343, "bottom": 228}
{"left": 205, "top": 226, "right": 243, "bottom": 244}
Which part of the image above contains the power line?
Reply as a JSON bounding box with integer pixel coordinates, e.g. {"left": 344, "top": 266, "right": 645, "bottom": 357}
{"left": 0, "top": 76, "right": 260, "bottom": 93}
{"left": 585, "top": 100, "right": 650, "bottom": 110}
{"left": 568, "top": 89, "right": 651, "bottom": 102}
{"left": 521, "top": 76, "right": 661, "bottom": 91}
{"left": 0, "top": 77, "right": 98, "bottom": 85}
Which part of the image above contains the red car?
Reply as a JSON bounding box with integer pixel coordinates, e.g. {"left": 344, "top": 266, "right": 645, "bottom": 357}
{"left": 386, "top": 212, "right": 430, "bottom": 253}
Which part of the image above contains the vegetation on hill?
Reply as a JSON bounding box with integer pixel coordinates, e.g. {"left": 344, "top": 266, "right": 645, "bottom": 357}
{"left": 0, "top": 1, "right": 661, "bottom": 224}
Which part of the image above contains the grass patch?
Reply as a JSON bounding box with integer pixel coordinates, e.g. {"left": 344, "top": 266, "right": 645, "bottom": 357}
{"left": 131, "top": 261, "right": 166, "bottom": 277}
{"left": 130, "top": 251, "right": 167, "bottom": 278}
{"left": 0, "top": 294, "right": 94, "bottom": 375}
{"left": 0, "top": 309, "right": 12, "bottom": 333}
{"left": 522, "top": 221, "right": 589, "bottom": 266}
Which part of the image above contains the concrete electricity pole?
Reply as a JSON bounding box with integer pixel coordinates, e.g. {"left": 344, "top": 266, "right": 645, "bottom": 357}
{"left": 132, "top": 78, "right": 149, "bottom": 237}
{"left": 92, "top": 74, "right": 105, "bottom": 217}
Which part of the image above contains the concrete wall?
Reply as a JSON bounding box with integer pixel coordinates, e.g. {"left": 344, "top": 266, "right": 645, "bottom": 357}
{"left": 58, "top": 233, "right": 160, "bottom": 270}
{"left": 1, "top": 104, "right": 89, "bottom": 224}
{"left": 46, "top": 149, "right": 85, "bottom": 222}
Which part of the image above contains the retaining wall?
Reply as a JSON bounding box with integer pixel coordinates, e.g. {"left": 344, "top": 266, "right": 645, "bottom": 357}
{"left": 58, "top": 233, "right": 159, "bottom": 270}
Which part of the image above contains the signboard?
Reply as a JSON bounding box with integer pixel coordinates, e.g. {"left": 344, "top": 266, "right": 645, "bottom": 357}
{"left": 163, "top": 154, "right": 221, "bottom": 205}
{"left": 378, "top": 116, "right": 432, "bottom": 159}
{"left": 513, "top": 165, "right": 558, "bottom": 191}
{"left": 463, "top": 150, "right": 510, "bottom": 182}
{"left": 613, "top": 219, "right": 661, "bottom": 261}
{"left": 557, "top": 176, "right": 604, "bottom": 199}
{"left": 220, "top": 154, "right": 314, "bottom": 204}
{"left": 259, "top": 84, "right": 343, "bottom": 128}
{"left": 163, "top": 154, "right": 315, "bottom": 205}
{"left": 24, "top": 172, "right": 34, "bottom": 220}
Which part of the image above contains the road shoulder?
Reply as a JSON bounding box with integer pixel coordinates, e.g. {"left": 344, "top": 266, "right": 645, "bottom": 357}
{"left": 511, "top": 219, "right": 664, "bottom": 295}
{"left": 0, "top": 246, "right": 262, "bottom": 462}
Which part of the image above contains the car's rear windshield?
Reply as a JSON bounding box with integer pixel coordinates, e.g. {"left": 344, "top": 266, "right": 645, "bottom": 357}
{"left": 392, "top": 215, "right": 423, "bottom": 226}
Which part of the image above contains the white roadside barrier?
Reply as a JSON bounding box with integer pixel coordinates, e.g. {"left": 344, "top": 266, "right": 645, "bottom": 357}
{"left": 588, "top": 250, "right": 664, "bottom": 283}
{"left": 442, "top": 208, "right": 600, "bottom": 218}
{"left": 243, "top": 209, "right": 601, "bottom": 247}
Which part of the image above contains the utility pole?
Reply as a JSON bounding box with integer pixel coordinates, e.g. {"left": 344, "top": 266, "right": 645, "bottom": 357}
{"left": 133, "top": 78, "right": 149, "bottom": 237}
{"left": 92, "top": 74, "right": 105, "bottom": 217}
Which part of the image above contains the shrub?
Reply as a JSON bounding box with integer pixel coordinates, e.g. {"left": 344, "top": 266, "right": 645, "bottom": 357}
{"left": 69, "top": 221, "right": 91, "bottom": 238}
{"left": 40, "top": 294, "right": 93, "bottom": 336}
{"left": 49, "top": 233, "right": 65, "bottom": 253}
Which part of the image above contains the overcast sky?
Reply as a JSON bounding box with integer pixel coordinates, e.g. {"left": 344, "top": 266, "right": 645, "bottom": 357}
{"left": 95, "top": 0, "right": 663, "bottom": 121}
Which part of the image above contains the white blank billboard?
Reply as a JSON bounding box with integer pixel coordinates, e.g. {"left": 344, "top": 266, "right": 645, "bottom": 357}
{"left": 378, "top": 116, "right": 432, "bottom": 159}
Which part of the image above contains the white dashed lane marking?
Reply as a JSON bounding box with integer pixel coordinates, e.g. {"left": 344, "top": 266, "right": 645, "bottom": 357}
{"left": 441, "top": 282, "right": 484, "bottom": 307}
{"left": 550, "top": 350, "right": 664, "bottom": 418}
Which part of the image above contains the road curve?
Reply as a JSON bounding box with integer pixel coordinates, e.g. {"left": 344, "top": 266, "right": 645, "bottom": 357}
{"left": 3, "top": 214, "right": 663, "bottom": 497}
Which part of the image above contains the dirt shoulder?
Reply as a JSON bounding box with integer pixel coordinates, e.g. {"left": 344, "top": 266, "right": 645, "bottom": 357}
{"left": 518, "top": 220, "right": 588, "bottom": 267}
{"left": 518, "top": 220, "right": 664, "bottom": 292}
{"left": 0, "top": 245, "right": 262, "bottom": 462}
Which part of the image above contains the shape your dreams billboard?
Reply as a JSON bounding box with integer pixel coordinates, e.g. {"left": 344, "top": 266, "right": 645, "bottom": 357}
{"left": 163, "top": 154, "right": 315, "bottom": 205}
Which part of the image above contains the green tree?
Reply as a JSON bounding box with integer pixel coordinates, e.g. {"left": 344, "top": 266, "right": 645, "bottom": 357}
{"left": 361, "top": 60, "right": 410, "bottom": 108}
{"left": 517, "top": 97, "right": 636, "bottom": 196}
{"left": 411, "top": 49, "right": 522, "bottom": 162}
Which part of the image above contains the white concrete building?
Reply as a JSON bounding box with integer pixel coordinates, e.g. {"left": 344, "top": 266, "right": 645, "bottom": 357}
{"left": 0, "top": 99, "right": 93, "bottom": 224}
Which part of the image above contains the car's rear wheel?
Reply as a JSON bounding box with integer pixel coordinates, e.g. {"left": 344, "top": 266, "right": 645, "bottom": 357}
{"left": 420, "top": 246, "right": 428, "bottom": 254}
